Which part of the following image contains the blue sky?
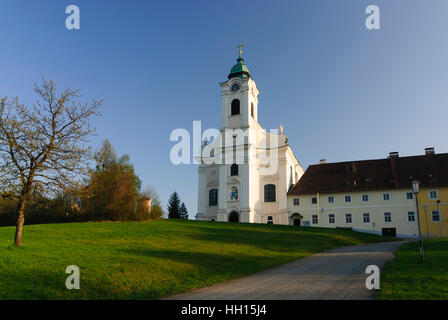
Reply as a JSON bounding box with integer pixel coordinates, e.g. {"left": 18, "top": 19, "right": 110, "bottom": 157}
{"left": 1, "top": 1, "right": 448, "bottom": 216}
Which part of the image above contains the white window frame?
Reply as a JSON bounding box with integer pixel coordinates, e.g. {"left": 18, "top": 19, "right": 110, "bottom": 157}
{"left": 328, "top": 196, "right": 334, "bottom": 204}
{"left": 431, "top": 210, "right": 440, "bottom": 222}
{"left": 311, "top": 197, "right": 317, "bottom": 204}
{"left": 328, "top": 214, "right": 335, "bottom": 224}
{"left": 406, "top": 192, "right": 413, "bottom": 200}
{"left": 312, "top": 215, "right": 318, "bottom": 224}
{"left": 344, "top": 195, "right": 351, "bottom": 203}
{"left": 363, "top": 213, "right": 370, "bottom": 223}
{"left": 384, "top": 212, "right": 392, "bottom": 222}
{"left": 383, "top": 193, "right": 390, "bottom": 201}
{"left": 293, "top": 198, "right": 300, "bottom": 206}
{"left": 345, "top": 213, "right": 352, "bottom": 224}
{"left": 428, "top": 190, "right": 439, "bottom": 200}
{"left": 361, "top": 194, "right": 369, "bottom": 202}
{"left": 407, "top": 211, "right": 415, "bottom": 222}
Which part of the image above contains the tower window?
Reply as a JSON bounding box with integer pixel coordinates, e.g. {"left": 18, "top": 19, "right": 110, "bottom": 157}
{"left": 230, "top": 164, "right": 238, "bottom": 176}
{"left": 251, "top": 103, "right": 254, "bottom": 117}
{"left": 208, "top": 189, "right": 218, "bottom": 206}
{"left": 264, "top": 184, "right": 276, "bottom": 202}
{"left": 231, "top": 99, "right": 240, "bottom": 115}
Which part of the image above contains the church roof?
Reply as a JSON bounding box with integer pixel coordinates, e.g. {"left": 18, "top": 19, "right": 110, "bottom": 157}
{"left": 288, "top": 152, "right": 448, "bottom": 195}
{"left": 228, "top": 57, "right": 251, "bottom": 79}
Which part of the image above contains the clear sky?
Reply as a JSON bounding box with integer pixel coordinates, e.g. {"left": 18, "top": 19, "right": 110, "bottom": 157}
{"left": 1, "top": 1, "right": 448, "bottom": 216}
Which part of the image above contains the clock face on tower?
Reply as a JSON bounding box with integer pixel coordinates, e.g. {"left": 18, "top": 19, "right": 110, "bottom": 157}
{"left": 231, "top": 83, "right": 240, "bottom": 92}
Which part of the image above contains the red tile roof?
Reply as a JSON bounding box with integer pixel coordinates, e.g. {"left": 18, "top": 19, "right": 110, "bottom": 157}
{"left": 288, "top": 153, "right": 448, "bottom": 195}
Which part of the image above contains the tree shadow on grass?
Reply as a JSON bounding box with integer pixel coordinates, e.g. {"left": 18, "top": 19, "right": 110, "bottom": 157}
{"left": 170, "top": 225, "right": 371, "bottom": 254}
{"left": 0, "top": 268, "right": 112, "bottom": 300}
{"left": 117, "top": 246, "right": 297, "bottom": 298}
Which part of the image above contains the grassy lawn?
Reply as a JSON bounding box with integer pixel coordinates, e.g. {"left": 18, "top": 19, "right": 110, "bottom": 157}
{"left": 0, "top": 219, "right": 392, "bottom": 299}
{"left": 377, "top": 238, "right": 448, "bottom": 299}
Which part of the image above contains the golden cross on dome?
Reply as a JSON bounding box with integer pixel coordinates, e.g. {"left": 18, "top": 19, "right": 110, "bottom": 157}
{"left": 236, "top": 42, "right": 243, "bottom": 58}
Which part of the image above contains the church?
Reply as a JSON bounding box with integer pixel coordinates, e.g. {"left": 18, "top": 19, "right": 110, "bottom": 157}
{"left": 196, "top": 46, "right": 304, "bottom": 225}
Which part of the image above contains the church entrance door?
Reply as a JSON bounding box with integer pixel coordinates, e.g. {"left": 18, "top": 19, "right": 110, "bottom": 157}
{"left": 293, "top": 219, "right": 301, "bottom": 227}
{"left": 229, "top": 211, "right": 239, "bottom": 222}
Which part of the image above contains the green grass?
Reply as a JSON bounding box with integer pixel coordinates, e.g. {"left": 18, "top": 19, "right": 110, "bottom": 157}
{"left": 0, "top": 219, "right": 393, "bottom": 299}
{"left": 377, "top": 239, "right": 448, "bottom": 299}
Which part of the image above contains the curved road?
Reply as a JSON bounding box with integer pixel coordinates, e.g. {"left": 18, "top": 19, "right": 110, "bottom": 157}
{"left": 168, "top": 241, "right": 406, "bottom": 300}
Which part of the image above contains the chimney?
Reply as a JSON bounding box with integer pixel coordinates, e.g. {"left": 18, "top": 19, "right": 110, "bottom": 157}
{"left": 425, "top": 147, "right": 435, "bottom": 155}
{"left": 319, "top": 159, "right": 327, "bottom": 164}
{"left": 389, "top": 152, "right": 399, "bottom": 158}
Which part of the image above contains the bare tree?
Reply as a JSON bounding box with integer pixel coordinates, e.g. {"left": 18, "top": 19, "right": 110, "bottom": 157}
{"left": 141, "top": 185, "right": 161, "bottom": 206}
{"left": 0, "top": 78, "right": 102, "bottom": 246}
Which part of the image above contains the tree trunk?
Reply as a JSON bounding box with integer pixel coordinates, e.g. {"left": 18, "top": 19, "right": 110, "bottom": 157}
{"left": 14, "top": 195, "right": 27, "bottom": 247}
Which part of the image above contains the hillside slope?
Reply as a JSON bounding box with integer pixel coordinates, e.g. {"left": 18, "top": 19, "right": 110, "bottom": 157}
{"left": 0, "top": 219, "right": 393, "bottom": 299}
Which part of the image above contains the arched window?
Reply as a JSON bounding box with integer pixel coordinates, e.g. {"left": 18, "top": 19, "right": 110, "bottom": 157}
{"left": 251, "top": 103, "right": 254, "bottom": 117}
{"left": 231, "top": 99, "right": 240, "bottom": 115}
{"left": 264, "top": 184, "right": 276, "bottom": 202}
{"left": 208, "top": 189, "right": 218, "bottom": 206}
{"left": 231, "top": 163, "right": 238, "bottom": 176}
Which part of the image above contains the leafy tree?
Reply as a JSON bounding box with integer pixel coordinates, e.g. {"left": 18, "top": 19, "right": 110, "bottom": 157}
{"left": 82, "top": 140, "right": 141, "bottom": 221}
{"left": 0, "top": 78, "right": 102, "bottom": 246}
{"left": 179, "top": 202, "right": 188, "bottom": 219}
{"left": 167, "top": 191, "right": 181, "bottom": 219}
{"left": 149, "top": 203, "right": 164, "bottom": 220}
{"left": 139, "top": 186, "right": 163, "bottom": 220}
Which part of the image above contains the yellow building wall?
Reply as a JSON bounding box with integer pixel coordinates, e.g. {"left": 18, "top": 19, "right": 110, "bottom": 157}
{"left": 287, "top": 189, "right": 420, "bottom": 237}
{"left": 417, "top": 187, "right": 448, "bottom": 238}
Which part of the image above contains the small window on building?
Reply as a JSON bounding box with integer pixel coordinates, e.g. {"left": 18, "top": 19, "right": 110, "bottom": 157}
{"left": 345, "top": 195, "right": 351, "bottom": 203}
{"left": 293, "top": 198, "right": 300, "bottom": 206}
{"left": 384, "top": 212, "right": 392, "bottom": 222}
{"left": 363, "top": 213, "right": 370, "bottom": 223}
{"left": 208, "top": 189, "right": 218, "bottom": 206}
{"left": 267, "top": 216, "right": 273, "bottom": 224}
{"left": 311, "top": 197, "right": 317, "bottom": 204}
{"left": 362, "top": 194, "right": 369, "bottom": 202}
{"left": 383, "top": 193, "right": 390, "bottom": 201}
{"left": 432, "top": 210, "right": 440, "bottom": 222}
{"left": 264, "top": 184, "right": 276, "bottom": 202}
{"left": 345, "top": 213, "right": 352, "bottom": 224}
{"left": 408, "top": 211, "right": 415, "bottom": 222}
{"left": 328, "top": 196, "right": 334, "bottom": 203}
{"left": 231, "top": 99, "right": 240, "bottom": 115}
{"left": 429, "top": 190, "right": 439, "bottom": 200}
{"left": 406, "top": 192, "right": 413, "bottom": 200}
{"left": 329, "top": 214, "right": 335, "bottom": 224}
{"left": 230, "top": 163, "right": 238, "bottom": 176}
{"left": 251, "top": 103, "right": 254, "bottom": 117}
{"left": 312, "top": 215, "right": 318, "bottom": 224}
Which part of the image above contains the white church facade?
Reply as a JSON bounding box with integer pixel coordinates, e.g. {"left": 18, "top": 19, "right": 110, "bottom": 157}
{"left": 196, "top": 48, "right": 304, "bottom": 225}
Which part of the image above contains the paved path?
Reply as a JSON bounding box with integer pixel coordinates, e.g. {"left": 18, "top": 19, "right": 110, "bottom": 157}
{"left": 168, "top": 241, "right": 406, "bottom": 300}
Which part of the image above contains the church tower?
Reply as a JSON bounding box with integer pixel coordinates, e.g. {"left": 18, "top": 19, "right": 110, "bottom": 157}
{"left": 220, "top": 44, "right": 259, "bottom": 130}
{"left": 196, "top": 45, "right": 304, "bottom": 225}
